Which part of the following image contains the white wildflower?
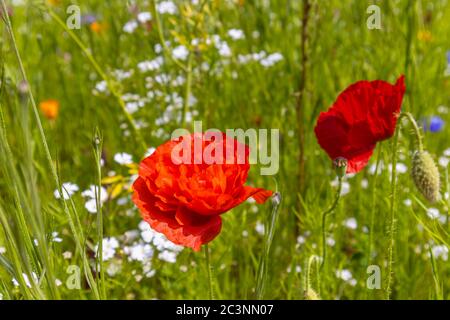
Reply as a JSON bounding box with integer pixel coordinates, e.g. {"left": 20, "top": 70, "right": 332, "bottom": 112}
{"left": 260, "top": 53, "right": 283, "bottom": 67}
{"left": 157, "top": 1, "right": 177, "bottom": 14}
{"left": 54, "top": 182, "right": 79, "bottom": 200}
{"left": 95, "top": 237, "right": 120, "bottom": 261}
{"left": 255, "top": 222, "right": 265, "bottom": 235}
{"left": 158, "top": 250, "right": 177, "bottom": 263}
{"left": 427, "top": 208, "right": 440, "bottom": 219}
{"left": 123, "top": 20, "right": 138, "bottom": 33}
{"left": 114, "top": 152, "right": 133, "bottom": 165}
{"left": 172, "top": 45, "right": 189, "bottom": 60}
{"left": 344, "top": 217, "right": 357, "bottom": 230}
{"left": 137, "top": 12, "right": 152, "bottom": 23}
{"left": 227, "top": 29, "right": 245, "bottom": 40}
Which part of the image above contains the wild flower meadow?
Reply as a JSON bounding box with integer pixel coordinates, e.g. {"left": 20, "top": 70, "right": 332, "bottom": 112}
{"left": 0, "top": 0, "right": 449, "bottom": 301}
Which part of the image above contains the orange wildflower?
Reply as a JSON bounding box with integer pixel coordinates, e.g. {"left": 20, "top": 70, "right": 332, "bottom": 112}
{"left": 39, "top": 99, "right": 60, "bottom": 120}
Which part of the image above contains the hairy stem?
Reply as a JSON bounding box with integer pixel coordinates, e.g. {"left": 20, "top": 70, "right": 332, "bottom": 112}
{"left": 385, "top": 125, "right": 401, "bottom": 300}
{"left": 321, "top": 176, "right": 342, "bottom": 271}
{"left": 204, "top": 244, "right": 215, "bottom": 300}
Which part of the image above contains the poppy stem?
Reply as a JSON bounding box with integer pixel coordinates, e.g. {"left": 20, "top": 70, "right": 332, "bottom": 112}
{"left": 204, "top": 244, "right": 215, "bottom": 300}
{"left": 320, "top": 176, "right": 342, "bottom": 272}
{"left": 385, "top": 124, "right": 401, "bottom": 300}
{"left": 256, "top": 193, "right": 281, "bottom": 299}
{"left": 399, "top": 112, "right": 424, "bottom": 152}
{"left": 366, "top": 144, "right": 383, "bottom": 299}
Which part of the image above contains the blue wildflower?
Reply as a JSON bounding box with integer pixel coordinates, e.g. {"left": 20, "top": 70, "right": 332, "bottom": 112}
{"left": 429, "top": 116, "right": 445, "bottom": 132}
{"left": 422, "top": 116, "right": 445, "bottom": 133}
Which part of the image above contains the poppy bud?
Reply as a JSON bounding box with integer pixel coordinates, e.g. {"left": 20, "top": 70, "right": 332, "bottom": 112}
{"left": 272, "top": 192, "right": 281, "bottom": 206}
{"left": 333, "top": 157, "right": 348, "bottom": 178}
{"left": 411, "top": 151, "right": 440, "bottom": 203}
{"left": 304, "top": 288, "right": 320, "bottom": 300}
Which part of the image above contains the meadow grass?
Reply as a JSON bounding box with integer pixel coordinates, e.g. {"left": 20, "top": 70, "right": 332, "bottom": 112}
{"left": 0, "top": 0, "right": 449, "bottom": 300}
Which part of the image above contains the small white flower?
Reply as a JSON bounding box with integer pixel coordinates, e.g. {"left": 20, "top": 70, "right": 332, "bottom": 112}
{"left": 125, "top": 243, "right": 154, "bottom": 262}
{"left": 438, "top": 156, "right": 449, "bottom": 168}
{"left": 94, "top": 80, "right": 108, "bottom": 93}
{"left": 326, "top": 237, "right": 336, "bottom": 247}
{"left": 125, "top": 102, "right": 140, "bottom": 114}
{"left": 344, "top": 217, "right": 357, "bottom": 230}
{"left": 331, "top": 178, "right": 350, "bottom": 196}
{"left": 54, "top": 182, "right": 79, "bottom": 200}
{"left": 55, "top": 279, "right": 62, "bottom": 287}
{"left": 141, "top": 229, "right": 157, "bottom": 243}
{"left": 172, "top": 45, "right": 189, "bottom": 60}
{"left": 427, "top": 208, "right": 440, "bottom": 220}
{"left": 403, "top": 199, "right": 412, "bottom": 206}
{"left": 180, "top": 265, "right": 188, "bottom": 272}
{"left": 63, "top": 251, "right": 72, "bottom": 259}
{"left": 158, "top": 250, "right": 177, "bottom": 263}
{"left": 361, "top": 178, "right": 369, "bottom": 189}
{"left": 123, "top": 20, "right": 138, "bottom": 33}
{"left": 137, "top": 56, "right": 164, "bottom": 72}
{"left": 157, "top": 1, "right": 177, "bottom": 14}
{"left": 297, "top": 236, "right": 306, "bottom": 245}
{"left": 113, "top": 69, "right": 133, "bottom": 81}
{"left": 388, "top": 162, "right": 408, "bottom": 174}
{"left": 431, "top": 245, "right": 448, "bottom": 261}
{"left": 217, "top": 41, "right": 231, "bottom": 57}
{"left": 443, "top": 148, "right": 450, "bottom": 157}
{"left": 82, "top": 185, "right": 108, "bottom": 202}
{"left": 336, "top": 269, "right": 353, "bottom": 282}
{"left": 368, "top": 161, "right": 384, "bottom": 175}
{"left": 255, "top": 222, "right": 265, "bottom": 236}
{"left": 52, "top": 232, "right": 63, "bottom": 243}
{"left": 106, "top": 261, "right": 122, "bottom": 276}
{"left": 114, "top": 152, "right": 133, "bottom": 165}
{"left": 143, "top": 261, "right": 155, "bottom": 278}
{"left": 137, "top": 12, "right": 152, "bottom": 23}
{"left": 227, "top": 29, "right": 245, "bottom": 40}
{"left": 0, "top": 247, "right": 6, "bottom": 254}
{"left": 84, "top": 199, "right": 99, "bottom": 214}
{"left": 12, "top": 272, "right": 38, "bottom": 288}
{"left": 260, "top": 53, "right": 283, "bottom": 67}
{"left": 154, "top": 43, "right": 163, "bottom": 54}
{"left": 96, "top": 237, "right": 120, "bottom": 261}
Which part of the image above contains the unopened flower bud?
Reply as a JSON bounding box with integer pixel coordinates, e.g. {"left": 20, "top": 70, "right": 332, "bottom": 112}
{"left": 333, "top": 157, "right": 348, "bottom": 178}
{"left": 411, "top": 151, "right": 440, "bottom": 203}
{"left": 272, "top": 192, "right": 281, "bottom": 206}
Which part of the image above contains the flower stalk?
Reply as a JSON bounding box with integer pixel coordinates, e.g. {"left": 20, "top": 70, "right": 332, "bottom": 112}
{"left": 204, "top": 244, "right": 215, "bottom": 300}
{"left": 256, "top": 192, "right": 281, "bottom": 299}
{"left": 320, "top": 175, "right": 342, "bottom": 271}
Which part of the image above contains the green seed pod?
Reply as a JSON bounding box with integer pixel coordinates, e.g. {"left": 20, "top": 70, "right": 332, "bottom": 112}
{"left": 411, "top": 151, "right": 440, "bottom": 203}
{"left": 304, "top": 288, "right": 321, "bottom": 300}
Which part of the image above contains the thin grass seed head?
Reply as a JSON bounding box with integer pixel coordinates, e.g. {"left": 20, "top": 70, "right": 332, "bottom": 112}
{"left": 411, "top": 150, "right": 440, "bottom": 203}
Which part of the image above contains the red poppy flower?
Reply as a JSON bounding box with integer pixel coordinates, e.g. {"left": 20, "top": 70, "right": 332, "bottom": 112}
{"left": 314, "top": 75, "right": 406, "bottom": 173}
{"left": 132, "top": 133, "right": 273, "bottom": 251}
